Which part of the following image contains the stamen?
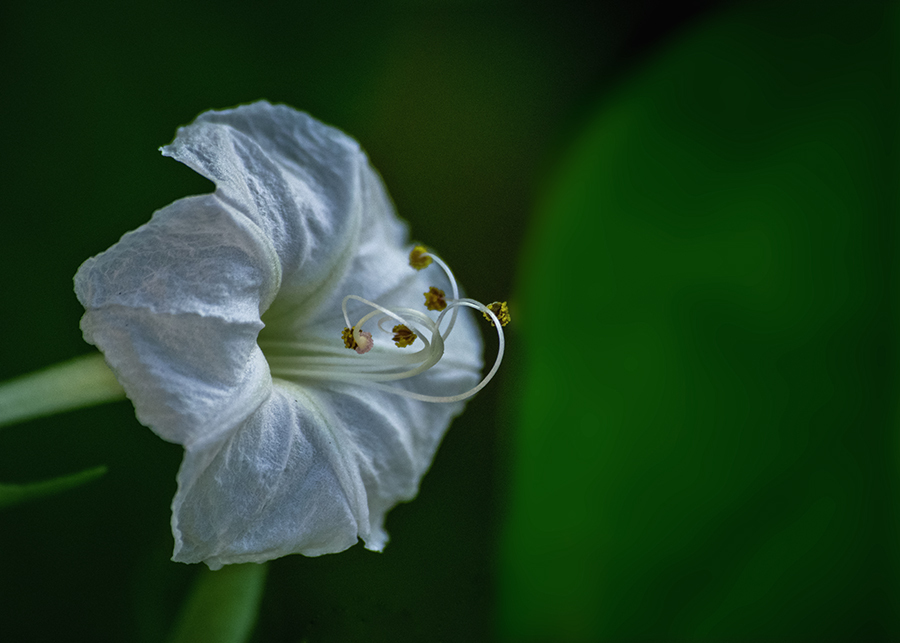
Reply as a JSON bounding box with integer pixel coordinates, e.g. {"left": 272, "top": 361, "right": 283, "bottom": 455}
{"left": 413, "top": 250, "right": 461, "bottom": 340}
{"left": 392, "top": 324, "right": 417, "bottom": 348}
{"left": 360, "top": 298, "right": 505, "bottom": 403}
{"left": 483, "top": 301, "right": 510, "bottom": 327}
{"left": 423, "top": 287, "right": 447, "bottom": 311}
{"left": 269, "top": 248, "right": 506, "bottom": 405}
{"left": 409, "top": 245, "right": 433, "bottom": 270}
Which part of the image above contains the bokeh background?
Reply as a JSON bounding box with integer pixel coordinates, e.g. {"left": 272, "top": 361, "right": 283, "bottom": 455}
{"left": 1, "top": 0, "right": 897, "bottom": 641}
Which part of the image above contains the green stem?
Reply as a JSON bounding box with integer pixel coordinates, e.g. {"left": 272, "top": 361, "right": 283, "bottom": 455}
{"left": 167, "top": 563, "right": 269, "bottom": 643}
{"left": 0, "top": 353, "right": 126, "bottom": 428}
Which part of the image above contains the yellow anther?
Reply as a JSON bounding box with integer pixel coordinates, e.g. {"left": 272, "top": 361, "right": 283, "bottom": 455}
{"left": 392, "top": 324, "right": 417, "bottom": 348}
{"left": 409, "top": 245, "right": 433, "bottom": 271}
{"left": 423, "top": 286, "right": 447, "bottom": 311}
{"left": 483, "top": 301, "right": 510, "bottom": 327}
{"left": 342, "top": 326, "right": 373, "bottom": 354}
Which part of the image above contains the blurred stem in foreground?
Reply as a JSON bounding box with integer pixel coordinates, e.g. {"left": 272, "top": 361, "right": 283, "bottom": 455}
{"left": 167, "top": 563, "right": 269, "bottom": 643}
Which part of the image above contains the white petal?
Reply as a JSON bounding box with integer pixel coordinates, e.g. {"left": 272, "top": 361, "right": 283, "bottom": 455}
{"left": 172, "top": 383, "right": 368, "bottom": 568}
{"left": 75, "top": 195, "right": 275, "bottom": 444}
{"left": 259, "top": 112, "right": 409, "bottom": 334}
{"left": 76, "top": 195, "right": 278, "bottom": 321}
{"left": 321, "top": 340, "right": 482, "bottom": 552}
{"left": 162, "top": 101, "right": 369, "bottom": 318}
{"left": 172, "top": 335, "right": 481, "bottom": 568}
{"left": 75, "top": 101, "right": 381, "bottom": 443}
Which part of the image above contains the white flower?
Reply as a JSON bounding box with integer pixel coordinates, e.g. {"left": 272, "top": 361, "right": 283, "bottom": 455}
{"left": 74, "top": 102, "right": 505, "bottom": 569}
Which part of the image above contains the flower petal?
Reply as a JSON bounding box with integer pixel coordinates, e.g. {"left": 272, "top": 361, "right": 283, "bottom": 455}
{"left": 320, "top": 339, "right": 482, "bottom": 552}
{"left": 172, "top": 333, "right": 482, "bottom": 568}
{"left": 171, "top": 383, "right": 368, "bottom": 568}
{"left": 162, "top": 101, "right": 369, "bottom": 319}
{"left": 75, "top": 195, "right": 275, "bottom": 444}
{"left": 75, "top": 101, "right": 488, "bottom": 567}
{"left": 259, "top": 114, "right": 410, "bottom": 335}
{"left": 75, "top": 101, "right": 385, "bottom": 443}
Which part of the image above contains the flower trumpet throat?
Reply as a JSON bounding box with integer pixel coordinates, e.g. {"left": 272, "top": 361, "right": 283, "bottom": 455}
{"left": 269, "top": 247, "right": 506, "bottom": 405}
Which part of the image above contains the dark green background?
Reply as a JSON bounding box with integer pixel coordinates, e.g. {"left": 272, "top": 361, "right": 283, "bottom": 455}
{"left": 1, "top": 0, "right": 896, "bottom": 641}
{"left": 503, "top": 2, "right": 899, "bottom": 641}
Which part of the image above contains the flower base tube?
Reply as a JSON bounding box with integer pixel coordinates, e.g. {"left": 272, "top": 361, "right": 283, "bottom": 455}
{"left": 0, "top": 353, "right": 126, "bottom": 428}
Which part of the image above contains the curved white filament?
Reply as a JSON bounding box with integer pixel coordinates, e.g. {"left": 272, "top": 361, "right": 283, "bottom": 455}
{"left": 266, "top": 252, "right": 504, "bottom": 404}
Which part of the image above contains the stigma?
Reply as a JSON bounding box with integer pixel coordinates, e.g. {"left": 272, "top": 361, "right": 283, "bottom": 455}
{"left": 342, "top": 327, "right": 373, "bottom": 354}
{"left": 260, "top": 246, "right": 506, "bottom": 404}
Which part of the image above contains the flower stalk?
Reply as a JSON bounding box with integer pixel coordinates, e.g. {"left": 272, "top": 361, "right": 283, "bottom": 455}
{"left": 0, "top": 353, "right": 125, "bottom": 428}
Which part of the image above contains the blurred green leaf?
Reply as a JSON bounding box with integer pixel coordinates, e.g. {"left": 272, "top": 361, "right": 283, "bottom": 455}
{"left": 0, "top": 465, "right": 107, "bottom": 510}
{"left": 501, "top": 1, "right": 897, "bottom": 641}
{"left": 166, "top": 563, "right": 268, "bottom": 643}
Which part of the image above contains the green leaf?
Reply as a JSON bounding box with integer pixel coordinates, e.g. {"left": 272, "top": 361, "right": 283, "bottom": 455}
{"left": 166, "top": 563, "right": 268, "bottom": 643}
{"left": 501, "top": 1, "right": 897, "bottom": 641}
{"left": 0, "top": 465, "right": 107, "bottom": 510}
